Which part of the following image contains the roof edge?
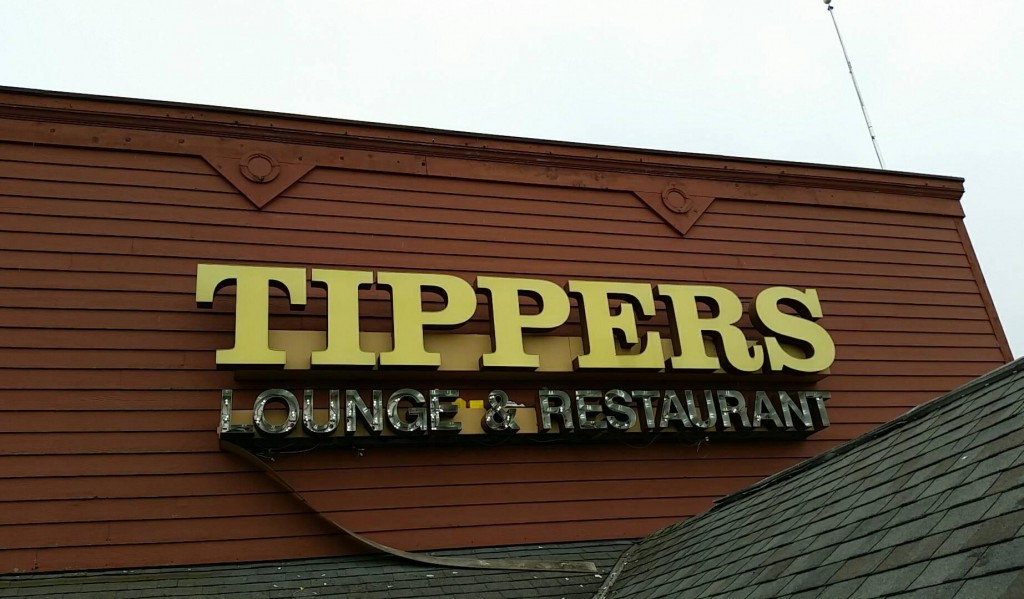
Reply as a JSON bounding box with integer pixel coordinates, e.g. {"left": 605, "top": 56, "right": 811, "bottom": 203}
{"left": 0, "top": 86, "right": 966, "bottom": 196}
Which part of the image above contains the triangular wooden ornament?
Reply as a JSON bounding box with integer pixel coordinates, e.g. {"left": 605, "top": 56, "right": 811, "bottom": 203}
{"left": 633, "top": 186, "right": 715, "bottom": 237}
{"left": 203, "top": 152, "right": 315, "bottom": 210}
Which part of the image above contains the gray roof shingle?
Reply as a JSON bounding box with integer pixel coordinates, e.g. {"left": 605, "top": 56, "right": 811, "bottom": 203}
{"left": 0, "top": 540, "right": 631, "bottom": 598}
{"left": 603, "top": 358, "right": 1024, "bottom": 599}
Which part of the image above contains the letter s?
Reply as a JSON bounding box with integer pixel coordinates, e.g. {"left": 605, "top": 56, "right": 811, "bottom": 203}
{"left": 750, "top": 287, "right": 835, "bottom": 373}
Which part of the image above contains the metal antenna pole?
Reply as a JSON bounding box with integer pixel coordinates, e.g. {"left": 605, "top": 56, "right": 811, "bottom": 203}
{"left": 826, "top": 0, "right": 886, "bottom": 169}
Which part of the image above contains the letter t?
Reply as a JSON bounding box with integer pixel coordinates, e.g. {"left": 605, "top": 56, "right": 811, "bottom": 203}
{"left": 196, "top": 264, "right": 307, "bottom": 366}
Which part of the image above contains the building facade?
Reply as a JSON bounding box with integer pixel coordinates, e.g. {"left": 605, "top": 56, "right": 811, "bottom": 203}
{"left": 0, "top": 87, "right": 1010, "bottom": 575}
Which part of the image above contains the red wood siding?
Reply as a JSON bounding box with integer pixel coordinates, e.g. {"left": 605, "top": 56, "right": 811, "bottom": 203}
{"left": 0, "top": 89, "right": 1009, "bottom": 574}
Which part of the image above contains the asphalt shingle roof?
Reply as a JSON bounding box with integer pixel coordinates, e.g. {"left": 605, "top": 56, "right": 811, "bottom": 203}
{"left": 601, "top": 358, "right": 1024, "bottom": 599}
{"left": 0, "top": 540, "right": 630, "bottom": 599}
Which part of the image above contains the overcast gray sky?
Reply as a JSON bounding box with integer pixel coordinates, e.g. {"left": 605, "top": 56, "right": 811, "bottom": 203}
{"left": 2, "top": 0, "right": 1022, "bottom": 354}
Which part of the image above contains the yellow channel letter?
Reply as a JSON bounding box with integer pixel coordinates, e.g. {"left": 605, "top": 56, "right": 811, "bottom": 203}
{"left": 568, "top": 280, "right": 663, "bottom": 370}
{"left": 750, "top": 287, "right": 835, "bottom": 373}
{"left": 477, "top": 276, "right": 570, "bottom": 369}
{"left": 196, "top": 264, "right": 307, "bottom": 367}
{"left": 377, "top": 272, "right": 477, "bottom": 368}
{"left": 658, "top": 284, "right": 763, "bottom": 373}
{"left": 310, "top": 269, "right": 376, "bottom": 367}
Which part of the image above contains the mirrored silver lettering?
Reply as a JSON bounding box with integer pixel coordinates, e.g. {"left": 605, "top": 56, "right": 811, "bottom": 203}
{"left": 630, "top": 390, "right": 659, "bottom": 431}
{"left": 780, "top": 391, "right": 813, "bottom": 429}
{"left": 253, "top": 388, "right": 300, "bottom": 436}
{"left": 659, "top": 390, "right": 692, "bottom": 430}
{"left": 604, "top": 389, "right": 637, "bottom": 431}
{"left": 716, "top": 390, "right": 751, "bottom": 430}
{"left": 801, "top": 391, "right": 831, "bottom": 428}
{"left": 538, "top": 389, "right": 574, "bottom": 432}
{"left": 345, "top": 389, "right": 384, "bottom": 434}
{"left": 575, "top": 389, "right": 606, "bottom": 430}
{"left": 752, "top": 390, "right": 784, "bottom": 429}
{"left": 429, "top": 389, "right": 462, "bottom": 433}
{"left": 303, "top": 389, "right": 341, "bottom": 435}
{"left": 686, "top": 390, "right": 718, "bottom": 430}
{"left": 483, "top": 389, "right": 520, "bottom": 433}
